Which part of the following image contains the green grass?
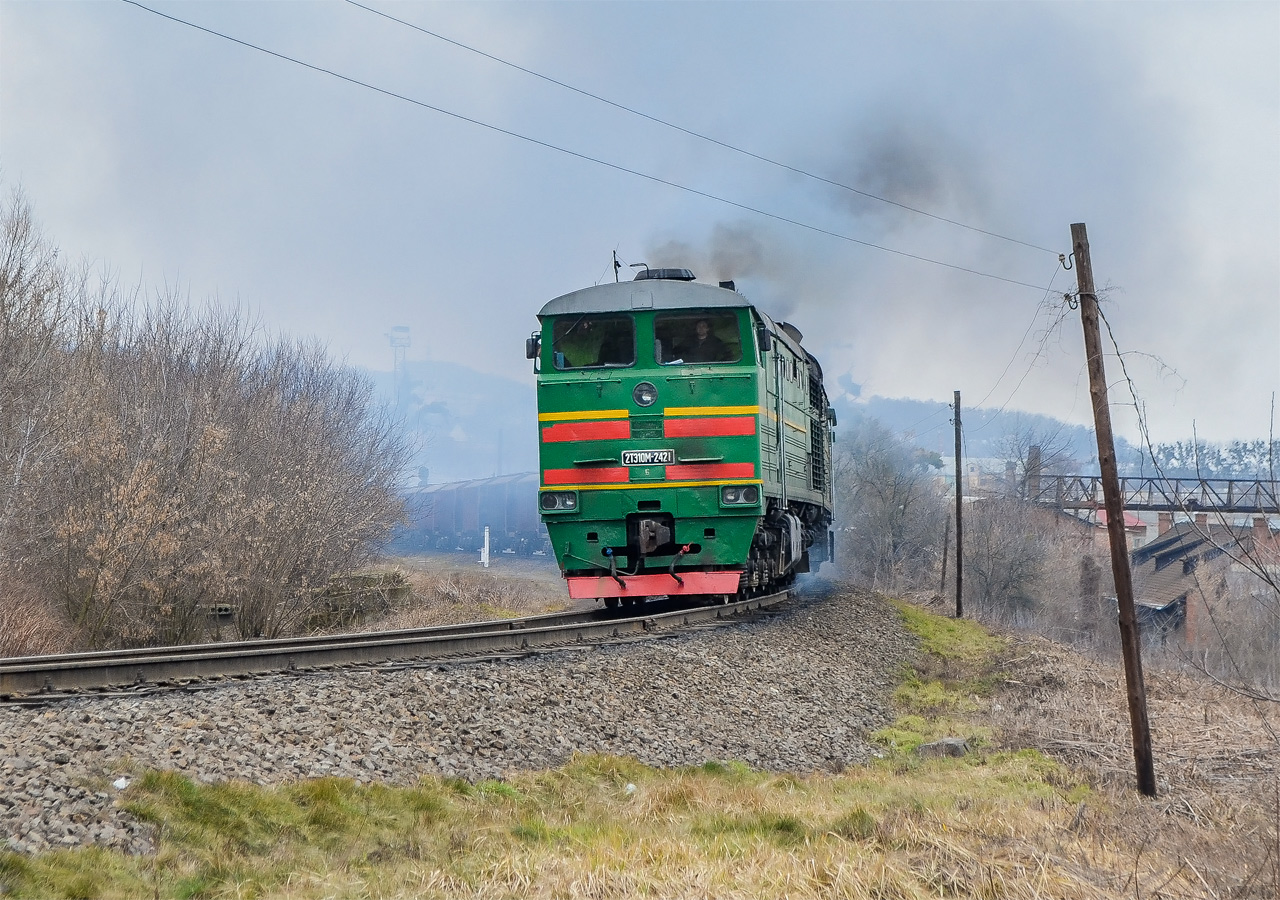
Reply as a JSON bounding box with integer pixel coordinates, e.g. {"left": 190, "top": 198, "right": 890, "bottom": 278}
{"left": 865, "top": 599, "right": 1012, "bottom": 768}
{"left": 894, "top": 601, "right": 1005, "bottom": 665}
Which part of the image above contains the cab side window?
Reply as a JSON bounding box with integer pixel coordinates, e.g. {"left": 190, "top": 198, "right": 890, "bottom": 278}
{"left": 551, "top": 315, "right": 635, "bottom": 369}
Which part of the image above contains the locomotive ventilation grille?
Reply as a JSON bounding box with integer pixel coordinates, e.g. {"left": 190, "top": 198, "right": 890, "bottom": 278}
{"left": 809, "top": 376, "right": 827, "bottom": 492}
{"left": 811, "top": 425, "right": 826, "bottom": 492}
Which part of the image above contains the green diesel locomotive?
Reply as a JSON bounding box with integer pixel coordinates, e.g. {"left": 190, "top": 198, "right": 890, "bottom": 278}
{"left": 526, "top": 267, "right": 835, "bottom": 605}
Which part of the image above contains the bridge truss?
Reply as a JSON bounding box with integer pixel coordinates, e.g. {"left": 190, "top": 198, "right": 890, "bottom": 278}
{"left": 1030, "top": 476, "right": 1280, "bottom": 514}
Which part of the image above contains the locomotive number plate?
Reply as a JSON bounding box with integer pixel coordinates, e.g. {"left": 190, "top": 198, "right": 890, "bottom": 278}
{"left": 622, "top": 448, "right": 674, "bottom": 466}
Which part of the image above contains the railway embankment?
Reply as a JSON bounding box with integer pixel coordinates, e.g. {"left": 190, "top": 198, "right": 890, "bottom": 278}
{"left": 0, "top": 580, "right": 911, "bottom": 856}
{"left": 2, "top": 579, "right": 1275, "bottom": 897}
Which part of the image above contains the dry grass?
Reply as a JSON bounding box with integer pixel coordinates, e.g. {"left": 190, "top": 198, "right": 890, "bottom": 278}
{"left": 912, "top": 592, "right": 1279, "bottom": 897}
{"left": 0, "top": 552, "right": 573, "bottom": 657}
{"left": 3, "top": 751, "right": 1248, "bottom": 900}
{"left": 372, "top": 553, "right": 571, "bottom": 628}
{"left": 0, "top": 577, "right": 75, "bottom": 657}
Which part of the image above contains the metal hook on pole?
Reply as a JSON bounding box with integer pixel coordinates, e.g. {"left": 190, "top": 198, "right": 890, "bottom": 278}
{"left": 1059, "top": 252, "right": 1074, "bottom": 271}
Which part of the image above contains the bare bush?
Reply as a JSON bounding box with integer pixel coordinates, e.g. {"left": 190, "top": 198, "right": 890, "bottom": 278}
{"left": 1149, "top": 565, "right": 1280, "bottom": 696}
{"left": 959, "top": 500, "right": 1115, "bottom": 649}
{"left": 832, "top": 415, "right": 948, "bottom": 593}
{"left": 961, "top": 501, "right": 1094, "bottom": 624}
{"left": 0, "top": 189, "right": 410, "bottom": 649}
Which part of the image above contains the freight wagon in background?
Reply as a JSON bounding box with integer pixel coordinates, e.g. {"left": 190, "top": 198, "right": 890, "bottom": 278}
{"left": 394, "top": 473, "right": 551, "bottom": 556}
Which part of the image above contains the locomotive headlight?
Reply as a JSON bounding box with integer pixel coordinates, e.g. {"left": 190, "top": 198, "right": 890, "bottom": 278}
{"left": 540, "top": 491, "right": 579, "bottom": 512}
{"left": 721, "top": 485, "right": 761, "bottom": 506}
{"left": 632, "top": 381, "right": 658, "bottom": 407}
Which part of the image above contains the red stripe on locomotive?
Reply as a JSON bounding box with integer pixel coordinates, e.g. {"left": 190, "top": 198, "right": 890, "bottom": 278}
{"left": 541, "top": 420, "right": 631, "bottom": 442}
{"left": 663, "top": 416, "right": 757, "bottom": 438}
{"left": 542, "top": 467, "right": 630, "bottom": 485}
{"left": 567, "top": 570, "right": 743, "bottom": 599}
{"left": 665, "top": 462, "right": 756, "bottom": 480}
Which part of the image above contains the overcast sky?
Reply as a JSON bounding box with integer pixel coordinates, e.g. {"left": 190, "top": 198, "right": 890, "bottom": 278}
{"left": 2, "top": 1, "right": 1277, "bottom": 445}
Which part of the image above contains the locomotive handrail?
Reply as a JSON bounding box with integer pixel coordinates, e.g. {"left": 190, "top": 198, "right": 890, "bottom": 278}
{"left": 545, "top": 376, "right": 625, "bottom": 385}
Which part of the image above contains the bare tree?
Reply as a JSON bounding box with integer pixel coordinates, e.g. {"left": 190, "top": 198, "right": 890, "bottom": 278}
{"left": 996, "top": 415, "right": 1080, "bottom": 500}
{"left": 833, "top": 415, "right": 948, "bottom": 592}
{"left": 0, "top": 189, "right": 411, "bottom": 652}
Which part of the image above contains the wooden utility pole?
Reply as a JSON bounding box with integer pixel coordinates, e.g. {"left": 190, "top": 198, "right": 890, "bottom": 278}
{"left": 1072, "top": 222, "right": 1156, "bottom": 797}
{"left": 953, "top": 390, "right": 963, "bottom": 618}
{"left": 939, "top": 515, "right": 950, "bottom": 595}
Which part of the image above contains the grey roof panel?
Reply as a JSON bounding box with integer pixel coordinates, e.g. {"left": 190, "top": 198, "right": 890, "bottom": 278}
{"left": 538, "top": 280, "right": 750, "bottom": 317}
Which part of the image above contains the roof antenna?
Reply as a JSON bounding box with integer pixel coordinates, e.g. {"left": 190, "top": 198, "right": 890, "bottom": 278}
{"left": 613, "top": 250, "right": 621, "bottom": 283}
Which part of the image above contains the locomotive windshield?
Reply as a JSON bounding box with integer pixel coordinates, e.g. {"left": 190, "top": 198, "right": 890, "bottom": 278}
{"left": 654, "top": 311, "right": 742, "bottom": 364}
{"left": 551, "top": 314, "right": 635, "bottom": 369}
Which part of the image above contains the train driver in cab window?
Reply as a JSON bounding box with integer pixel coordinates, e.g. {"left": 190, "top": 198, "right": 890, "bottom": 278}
{"left": 679, "top": 318, "right": 730, "bottom": 363}
{"left": 655, "top": 312, "right": 741, "bottom": 365}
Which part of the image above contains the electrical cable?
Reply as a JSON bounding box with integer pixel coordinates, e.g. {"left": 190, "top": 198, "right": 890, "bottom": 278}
{"left": 897, "top": 402, "right": 954, "bottom": 441}
{"left": 343, "top": 0, "right": 1059, "bottom": 257}
{"left": 119, "top": 0, "right": 1055, "bottom": 293}
{"left": 966, "top": 262, "right": 1076, "bottom": 436}
{"left": 973, "top": 265, "right": 1063, "bottom": 410}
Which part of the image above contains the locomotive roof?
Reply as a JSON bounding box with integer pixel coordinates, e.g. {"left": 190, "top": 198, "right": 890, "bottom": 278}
{"left": 538, "top": 279, "right": 750, "bottom": 318}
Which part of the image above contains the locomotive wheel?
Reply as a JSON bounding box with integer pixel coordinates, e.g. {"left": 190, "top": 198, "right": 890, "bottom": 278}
{"left": 604, "top": 597, "right": 620, "bottom": 609}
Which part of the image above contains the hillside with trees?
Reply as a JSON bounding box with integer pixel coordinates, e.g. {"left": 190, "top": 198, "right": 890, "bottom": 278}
{"left": 832, "top": 407, "right": 1280, "bottom": 695}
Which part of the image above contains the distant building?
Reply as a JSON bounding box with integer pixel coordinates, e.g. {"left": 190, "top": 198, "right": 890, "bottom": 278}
{"left": 937, "top": 457, "right": 1025, "bottom": 497}
{"left": 1129, "top": 514, "right": 1278, "bottom": 645}
{"left": 1093, "top": 508, "right": 1150, "bottom": 551}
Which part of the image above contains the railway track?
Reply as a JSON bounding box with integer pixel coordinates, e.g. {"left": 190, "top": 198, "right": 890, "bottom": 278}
{"left": 0, "top": 590, "right": 794, "bottom": 702}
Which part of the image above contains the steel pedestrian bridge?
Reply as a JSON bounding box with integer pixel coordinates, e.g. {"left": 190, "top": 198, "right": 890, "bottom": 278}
{"left": 1029, "top": 475, "right": 1280, "bottom": 514}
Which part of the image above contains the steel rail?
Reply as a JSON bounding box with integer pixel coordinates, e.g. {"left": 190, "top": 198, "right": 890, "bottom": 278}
{"left": 0, "top": 590, "right": 793, "bottom": 700}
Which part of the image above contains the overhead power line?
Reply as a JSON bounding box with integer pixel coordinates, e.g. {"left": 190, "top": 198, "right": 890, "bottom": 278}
{"left": 967, "top": 262, "right": 1072, "bottom": 431}
{"left": 344, "top": 0, "right": 1059, "bottom": 257}
{"left": 119, "top": 0, "right": 1054, "bottom": 293}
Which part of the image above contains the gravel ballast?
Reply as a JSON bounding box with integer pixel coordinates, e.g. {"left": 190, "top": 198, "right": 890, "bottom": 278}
{"left": 0, "top": 583, "right": 913, "bottom": 854}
